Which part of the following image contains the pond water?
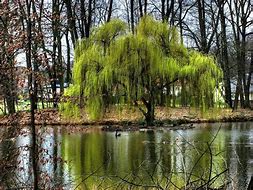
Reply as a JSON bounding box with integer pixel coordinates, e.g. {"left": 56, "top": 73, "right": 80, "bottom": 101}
{"left": 0, "top": 122, "right": 253, "bottom": 189}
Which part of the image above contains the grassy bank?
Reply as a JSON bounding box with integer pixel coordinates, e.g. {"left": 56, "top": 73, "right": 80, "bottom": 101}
{"left": 0, "top": 107, "right": 252, "bottom": 127}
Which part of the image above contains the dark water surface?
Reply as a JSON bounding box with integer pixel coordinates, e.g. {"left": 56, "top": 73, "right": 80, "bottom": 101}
{"left": 0, "top": 122, "right": 253, "bottom": 189}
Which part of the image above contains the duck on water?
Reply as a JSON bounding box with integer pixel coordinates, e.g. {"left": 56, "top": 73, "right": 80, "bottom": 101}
{"left": 115, "top": 129, "right": 121, "bottom": 138}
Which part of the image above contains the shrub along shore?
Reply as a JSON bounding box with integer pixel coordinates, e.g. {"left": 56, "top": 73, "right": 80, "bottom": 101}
{"left": 0, "top": 108, "right": 252, "bottom": 130}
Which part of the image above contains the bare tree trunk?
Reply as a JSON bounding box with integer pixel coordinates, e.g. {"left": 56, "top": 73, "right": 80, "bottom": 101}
{"left": 169, "top": 0, "right": 175, "bottom": 25}
{"left": 0, "top": 2, "right": 16, "bottom": 114}
{"left": 178, "top": 0, "right": 183, "bottom": 42}
{"left": 161, "top": 0, "right": 165, "bottom": 21}
{"left": 64, "top": 0, "right": 78, "bottom": 45}
{"left": 144, "top": 0, "right": 147, "bottom": 14}
{"left": 228, "top": 0, "right": 251, "bottom": 109}
{"left": 218, "top": 0, "right": 232, "bottom": 108}
{"left": 31, "top": 1, "right": 39, "bottom": 110}
{"left": 245, "top": 51, "right": 253, "bottom": 108}
{"left": 66, "top": 30, "right": 71, "bottom": 85}
{"left": 80, "top": 0, "right": 85, "bottom": 38}
{"left": 52, "top": 13, "right": 58, "bottom": 108}
{"left": 4, "top": 65, "right": 16, "bottom": 114}
{"left": 58, "top": 37, "right": 64, "bottom": 94}
{"left": 197, "top": 0, "right": 207, "bottom": 53}
{"left": 3, "top": 98, "right": 7, "bottom": 115}
{"left": 139, "top": 0, "right": 143, "bottom": 17}
{"left": 235, "top": 52, "right": 244, "bottom": 110}
{"left": 85, "top": 0, "right": 93, "bottom": 38}
{"left": 130, "top": 0, "right": 134, "bottom": 34}
{"left": 247, "top": 176, "right": 253, "bottom": 190}
{"left": 161, "top": 0, "right": 174, "bottom": 23}
{"left": 25, "top": 0, "right": 38, "bottom": 188}
{"left": 52, "top": 0, "right": 63, "bottom": 106}
{"left": 107, "top": 0, "right": 113, "bottom": 22}
{"left": 5, "top": 89, "right": 15, "bottom": 114}
{"left": 56, "top": 6, "right": 64, "bottom": 95}
{"left": 240, "top": 1, "right": 251, "bottom": 108}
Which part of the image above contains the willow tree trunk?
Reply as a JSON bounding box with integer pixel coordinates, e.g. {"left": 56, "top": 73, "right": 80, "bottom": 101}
{"left": 144, "top": 96, "right": 155, "bottom": 126}
{"left": 181, "top": 79, "right": 187, "bottom": 107}
{"left": 159, "top": 79, "right": 165, "bottom": 106}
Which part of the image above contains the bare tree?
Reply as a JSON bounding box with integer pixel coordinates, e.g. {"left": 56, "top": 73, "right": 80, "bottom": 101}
{"left": 227, "top": 0, "right": 252, "bottom": 109}
{"left": 216, "top": 0, "right": 232, "bottom": 108}
{"left": 23, "top": 0, "right": 38, "bottom": 188}
{"left": 0, "top": 1, "right": 21, "bottom": 114}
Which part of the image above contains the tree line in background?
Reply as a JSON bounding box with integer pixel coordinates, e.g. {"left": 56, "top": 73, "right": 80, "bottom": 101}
{"left": 0, "top": 0, "right": 252, "bottom": 115}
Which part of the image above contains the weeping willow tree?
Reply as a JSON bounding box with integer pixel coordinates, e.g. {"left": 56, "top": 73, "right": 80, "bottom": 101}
{"left": 61, "top": 16, "right": 222, "bottom": 125}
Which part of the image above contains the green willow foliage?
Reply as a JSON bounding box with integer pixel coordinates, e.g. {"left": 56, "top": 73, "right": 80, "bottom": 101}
{"left": 61, "top": 16, "right": 222, "bottom": 122}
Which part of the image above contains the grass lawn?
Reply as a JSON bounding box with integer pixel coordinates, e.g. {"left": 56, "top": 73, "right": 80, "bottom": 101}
{"left": 0, "top": 99, "right": 54, "bottom": 116}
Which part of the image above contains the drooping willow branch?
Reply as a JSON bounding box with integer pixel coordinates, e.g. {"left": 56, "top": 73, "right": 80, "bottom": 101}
{"left": 61, "top": 16, "right": 222, "bottom": 123}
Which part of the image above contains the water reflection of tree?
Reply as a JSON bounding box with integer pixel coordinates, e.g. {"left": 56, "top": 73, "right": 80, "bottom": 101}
{"left": 0, "top": 125, "right": 26, "bottom": 188}
{"left": 227, "top": 122, "right": 252, "bottom": 190}
{"left": 61, "top": 127, "right": 230, "bottom": 189}
{"left": 0, "top": 126, "right": 69, "bottom": 189}
{"left": 2, "top": 123, "right": 253, "bottom": 189}
{"left": 36, "top": 127, "right": 65, "bottom": 188}
{"left": 0, "top": 128, "right": 20, "bottom": 188}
